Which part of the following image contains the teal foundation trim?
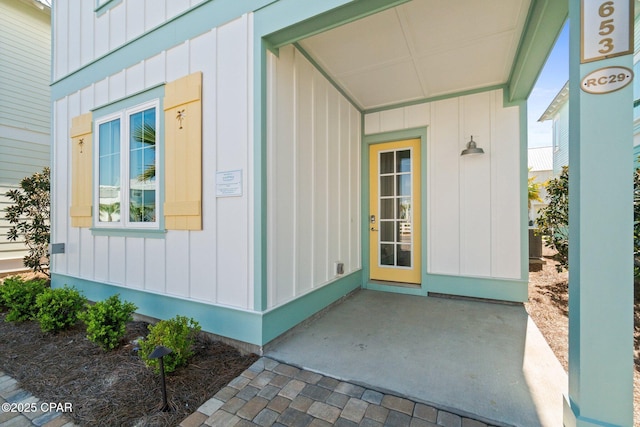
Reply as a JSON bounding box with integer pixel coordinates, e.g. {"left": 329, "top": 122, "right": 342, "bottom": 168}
{"left": 52, "top": 0, "right": 274, "bottom": 100}
{"left": 365, "top": 274, "right": 527, "bottom": 302}
{"left": 424, "top": 274, "right": 528, "bottom": 303}
{"left": 508, "top": 0, "right": 568, "bottom": 102}
{"left": 365, "top": 282, "right": 423, "bottom": 296}
{"left": 51, "top": 273, "right": 263, "bottom": 345}
{"left": 262, "top": 271, "right": 362, "bottom": 344}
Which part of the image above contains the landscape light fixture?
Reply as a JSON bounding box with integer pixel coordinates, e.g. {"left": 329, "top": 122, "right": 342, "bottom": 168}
{"left": 148, "top": 345, "right": 173, "bottom": 412}
{"left": 461, "top": 135, "right": 485, "bottom": 156}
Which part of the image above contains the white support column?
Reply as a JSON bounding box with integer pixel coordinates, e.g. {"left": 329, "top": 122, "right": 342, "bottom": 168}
{"left": 564, "top": 0, "right": 634, "bottom": 426}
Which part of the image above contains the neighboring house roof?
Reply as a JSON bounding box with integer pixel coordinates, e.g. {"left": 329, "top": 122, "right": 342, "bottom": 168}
{"left": 538, "top": 81, "right": 569, "bottom": 122}
{"left": 528, "top": 146, "right": 553, "bottom": 171}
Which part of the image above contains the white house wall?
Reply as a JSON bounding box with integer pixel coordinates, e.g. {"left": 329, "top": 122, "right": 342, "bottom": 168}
{"left": 266, "top": 45, "right": 362, "bottom": 309}
{"left": 365, "top": 90, "right": 521, "bottom": 280}
{"left": 52, "top": 15, "right": 254, "bottom": 310}
{"left": 52, "top": 0, "right": 207, "bottom": 81}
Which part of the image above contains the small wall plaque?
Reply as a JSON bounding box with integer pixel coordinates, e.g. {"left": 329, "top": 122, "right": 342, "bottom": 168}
{"left": 216, "top": 170, "right": 242, "bottom": 197}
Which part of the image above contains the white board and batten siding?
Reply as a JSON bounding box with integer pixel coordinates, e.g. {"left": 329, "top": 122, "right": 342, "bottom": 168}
{"left": 52, "top": 0, "right": 207, "bottom": 81}
{"left": 266, "top": 46, "right": 361, "bottom": 308}
{"left": 52, "top": 15, "right": 255, "bottom": 310}
{"left": 365, "top": 90, "right": 521, "bottom": 280}
{"left": 0, "top": 0, "right": 51, "bottom": 270}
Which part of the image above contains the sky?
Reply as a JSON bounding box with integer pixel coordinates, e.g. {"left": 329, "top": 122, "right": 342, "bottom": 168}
{"left": 527, "top": 22, "right": 570, "bottom": 148}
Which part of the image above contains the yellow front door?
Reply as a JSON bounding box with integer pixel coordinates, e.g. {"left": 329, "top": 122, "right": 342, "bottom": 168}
{"left": 369, "top": 139, "right": 421, "bottom": 284}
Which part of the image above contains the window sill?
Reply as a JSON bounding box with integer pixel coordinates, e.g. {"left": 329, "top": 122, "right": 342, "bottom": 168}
{"left": 90, "top": 228, "right": 166, "bottom": 239}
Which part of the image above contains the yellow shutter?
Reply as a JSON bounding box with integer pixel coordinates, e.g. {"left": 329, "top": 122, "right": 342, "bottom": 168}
{"left": 70, "top": 113, "right": 93, "bottom": 228}
{"left": 164, "top": 71, "right": 202, "bottom": 230}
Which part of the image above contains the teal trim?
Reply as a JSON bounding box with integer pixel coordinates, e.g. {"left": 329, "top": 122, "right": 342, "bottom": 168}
{"left": 91, "top": 84, "right": 165, "bottom": 115}
{"left": 634, "top": 144, "right": 640, "bottom": 166}
{"left": 262, "top": 271, "right": 362, "bottom": 344}
{"left": 259, "top": 0, "right": 410, "bottom": 49}
{"left": 362, "top": 127, "right": 428, "bottom": 294}
{"left": 53, "top": 270, "right": 361, "bottom": 346}
{"left": 365, "top": 282, "right": 423, "bottom": 296}
{"left": 566, "top": 0, "right": 634, "bottom": 422}
{"left": 51, "top": 273, "right": 263, "bottom": 345}
{"left": 52, "top": 0, "right": 275, "bottom": 100}
{"left": 424, "top": 274, "right": 528, "bottom": 302}
{"left": 92, "top": 85, "right": 165, "bottom": 232}
{"left": 366, "top": 274, "right": 527, "bottom": 302}
{"left": 95, "top": 0, "right": 121, "bottom": 16}
{"left": 89, "top": 228, "right": 167, "bottom": 239}
{"left": 508, "top": 0, "right": 568, "bottom": 101}
{"left": 254, "top": 39, "right": 269, "bottom": 312}
{"left": 292, "top": 43, "right": 362, "bottom": 112}
{"left": 363, "top": 84, "right": 507, "bottom": 114}
{"left": 518, "top": 99, "right": 529, "bottom": 282}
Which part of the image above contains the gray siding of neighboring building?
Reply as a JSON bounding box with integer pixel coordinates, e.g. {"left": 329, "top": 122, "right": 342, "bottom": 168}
{"left": 552, "top": 102, "right": 569, "bottom": 176}
{"left": 0, "top": 0, "right": 51, "bottom": 273}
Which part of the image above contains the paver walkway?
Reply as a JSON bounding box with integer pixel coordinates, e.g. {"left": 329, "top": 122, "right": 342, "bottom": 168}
{"left": 0, "top": 371, "right": 77, "bottom": 427}
{"left": 1, "top": 359, "right": 497, "bottom": 427}
{"left": 180, "top": 358, "right": 498, "bottom": 427}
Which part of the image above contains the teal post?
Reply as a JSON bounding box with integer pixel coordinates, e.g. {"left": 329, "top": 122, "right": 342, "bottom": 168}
{"left": 565, "top": 0, "right": 634, "bottom": 425}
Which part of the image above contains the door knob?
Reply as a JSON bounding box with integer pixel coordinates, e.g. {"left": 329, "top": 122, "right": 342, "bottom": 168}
{"left": 370, "top": 227, "right": 378, "bottom": 231}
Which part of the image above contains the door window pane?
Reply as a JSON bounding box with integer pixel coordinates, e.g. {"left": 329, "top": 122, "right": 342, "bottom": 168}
{"left": 397, "top": 150, "right": 410, "bottom": 172}
{"left": 380, "top": 244, "right": 395, "bottom": 266}
{"left": 397, "top": 174, "right": 411, "bottom": 196}
{"left": 380, "top": 199, "right": 394, "bottom": 219}
{"left": 397, "top": 244, "right": 411, "bottom": 267}
{"left": 380, "top": 221, "right": 394, "bottom": 242}
{"left": 380, "top": 152, "right": 394, "bottom": 174}
{"left": 380, "top": 176, "right": 394, "bottom": 197}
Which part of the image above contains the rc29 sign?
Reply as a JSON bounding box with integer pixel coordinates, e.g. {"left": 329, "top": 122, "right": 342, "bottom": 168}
{"left": 581, "top": 0, "right": 633, "bottom": 63}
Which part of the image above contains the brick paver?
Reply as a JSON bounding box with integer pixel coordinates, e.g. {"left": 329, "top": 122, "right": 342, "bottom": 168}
{"left": 1, "top": 357, "right": 499, "bottom": 427}
{"left": 178, "top": 357, "right": 499, "bottom": 427}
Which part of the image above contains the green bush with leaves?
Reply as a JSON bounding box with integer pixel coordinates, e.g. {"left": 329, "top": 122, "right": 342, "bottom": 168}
{"left": 0, "top": 276, "right": 48, "bottom": 322}
{"left": 4, "top": 168, "right": 50, "bottom": 276}
{"left": 536, "top": 166, "right": 569, "bottom": 272}
{"left": 139, "top": 315, "right": 201, "bottom": 374}
{"left": 79, "top": 294, "right": 137, "bottom": 351}
{"left": 35, "top": 286, "right": 86, "bottom": 332}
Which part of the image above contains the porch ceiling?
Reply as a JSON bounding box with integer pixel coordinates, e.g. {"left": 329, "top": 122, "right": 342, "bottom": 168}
{"left": 297, "top": 0, "right": 532, "bottom": 111}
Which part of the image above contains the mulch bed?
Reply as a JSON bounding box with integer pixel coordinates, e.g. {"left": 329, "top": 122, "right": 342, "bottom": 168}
{"left": 0, "top": 313, "right": 258, "bottom": 426}
{"left": 526, "top": 249, "right": 640, "bottom": 423}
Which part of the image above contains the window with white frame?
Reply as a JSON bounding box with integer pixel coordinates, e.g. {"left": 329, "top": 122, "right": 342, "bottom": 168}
{"left": 95, "top": 100, "right": 159, "bottom": 228}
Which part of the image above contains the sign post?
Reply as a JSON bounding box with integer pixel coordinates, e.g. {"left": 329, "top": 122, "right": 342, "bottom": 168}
{"left": 565, "top": 0, "right": 634, "bottom": 425}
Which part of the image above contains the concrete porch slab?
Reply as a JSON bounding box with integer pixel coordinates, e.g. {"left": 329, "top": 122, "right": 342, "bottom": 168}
{"left": 264, "top": 289, "right": 567, "bottom": 426}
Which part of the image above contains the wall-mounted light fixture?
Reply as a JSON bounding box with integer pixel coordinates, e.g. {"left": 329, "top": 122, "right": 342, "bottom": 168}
{"left": 460, "top": 135, "right": 484, "bottom": 156}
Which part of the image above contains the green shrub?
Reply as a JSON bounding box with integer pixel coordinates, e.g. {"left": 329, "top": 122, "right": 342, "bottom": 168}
{"left": 0, "top": 276, "right": 48, "bottom": 322}
{"left": 79, "top": 294, "right": 137, "bottom": 351}
{"left": 139, "top": 315, "right": 201, "bottom": 374}
{"left": 35, "top": 286, "right": 86, "bottom": 332}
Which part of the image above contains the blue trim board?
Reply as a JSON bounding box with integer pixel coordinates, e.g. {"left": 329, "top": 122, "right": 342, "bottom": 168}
{"left": 53, "top": 273, "right": 264, "bottom": 345}
{"left": 261, "top": 271, "right": 362, "bottom": 343}
{"left": 53, "top": 271, "right": 361, "bottom": 347}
